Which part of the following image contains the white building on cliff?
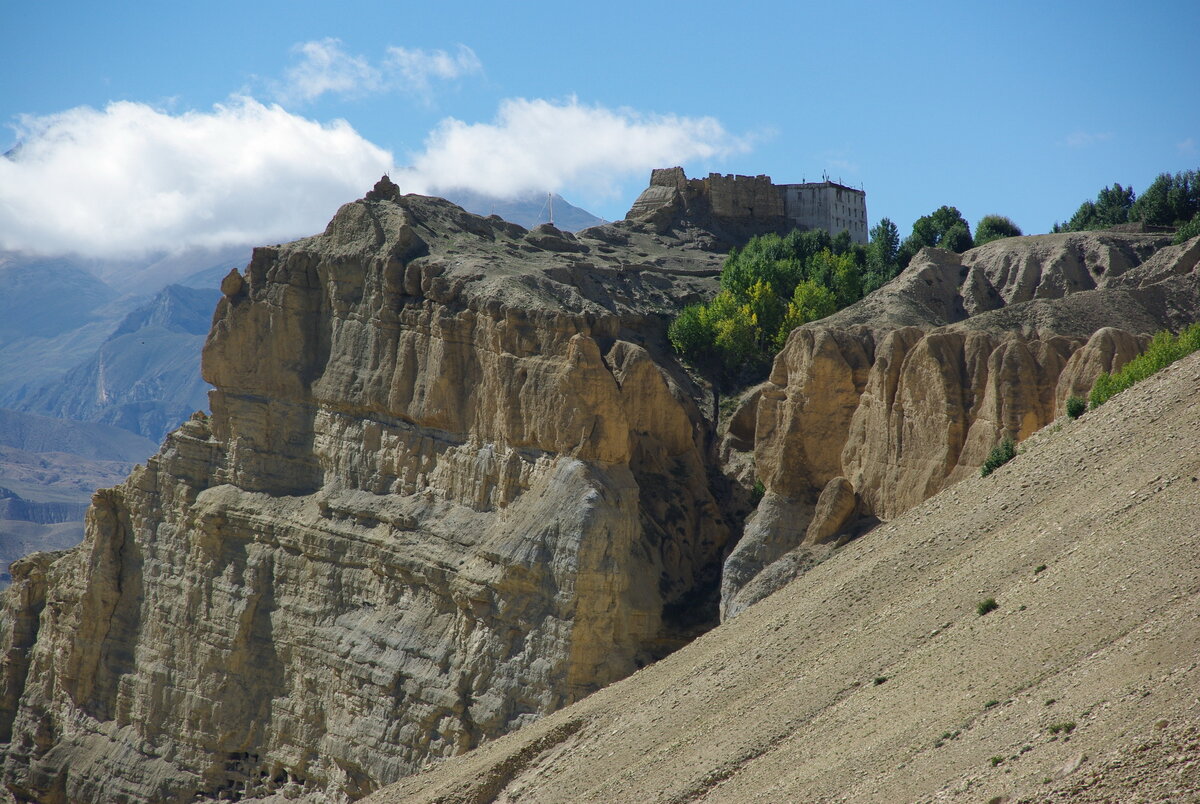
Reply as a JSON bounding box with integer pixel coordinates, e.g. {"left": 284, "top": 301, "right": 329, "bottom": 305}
{"left": 780, "top": 180, "right": 868, "bottom": 245}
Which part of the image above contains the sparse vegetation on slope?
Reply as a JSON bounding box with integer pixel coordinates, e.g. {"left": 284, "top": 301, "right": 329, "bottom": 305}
{"left": 980, "top": 437, "right": 1017, "bottom": 477}
{"left": 1066, "top": 396, "right": 1086, "bottom": 419}
{"left": 1090, "top": 322, "right": 1200, "bottom": 408}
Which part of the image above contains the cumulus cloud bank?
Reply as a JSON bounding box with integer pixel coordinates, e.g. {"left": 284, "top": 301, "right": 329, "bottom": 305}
{"left": 277, "top": 39, "right": 481, "bottom": 103}
{"left": 0, "top": 98, "right": 393, "bottom": 257}
{"left": 396, "top": 97, "right": 748, "bottom": 199}
{"left": 0, "top": 92, "right": 745, "bottom": 258}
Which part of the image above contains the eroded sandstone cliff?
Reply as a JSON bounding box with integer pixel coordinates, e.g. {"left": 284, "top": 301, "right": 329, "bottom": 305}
{"left": 0, "top": 178, "right": 740, "bottom": 803}
{"left": 722, "top": 232, "right": 1200, "bottom": 616}
{"left": 3, "top": 170, "right": 1197, "bottom": 802}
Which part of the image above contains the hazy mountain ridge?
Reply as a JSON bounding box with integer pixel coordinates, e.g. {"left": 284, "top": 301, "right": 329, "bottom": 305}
{"left": 438, "top": 188, "right": 605, "bottom": 232}
{"left": 6, "top": 283, "right": 220, "bottom": 441}
{"left": 0, "top": 252, "right": 231, "bottom": 573}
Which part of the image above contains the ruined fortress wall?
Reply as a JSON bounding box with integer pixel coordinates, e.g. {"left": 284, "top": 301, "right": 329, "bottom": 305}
{"left": 701, "top": 173, "right": 786, "bottom": 220}
{"left": 625, "top": 168, "right": 866, "bottom": 244}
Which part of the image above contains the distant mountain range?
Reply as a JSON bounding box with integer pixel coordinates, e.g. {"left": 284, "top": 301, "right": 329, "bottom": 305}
{"left": 0, "top": 249, "right": 238, "bottom": 573}
{"left": 4, "top": 283, "right": 219, "bottom": 440}
{"left": 439, "top": 189, "right": 606, "bottom": 232}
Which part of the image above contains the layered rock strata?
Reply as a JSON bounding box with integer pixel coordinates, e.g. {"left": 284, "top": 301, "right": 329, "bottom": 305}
{"left": 0, "top": 180, "right": 737, "bottom": 802}
{"left": 722, "top": 232, "right": 1200, "bottom": 616}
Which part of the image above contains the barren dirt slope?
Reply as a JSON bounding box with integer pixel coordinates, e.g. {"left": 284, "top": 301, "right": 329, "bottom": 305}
{"left": 373, "top": 350, "right": 1200, "bottom": 804}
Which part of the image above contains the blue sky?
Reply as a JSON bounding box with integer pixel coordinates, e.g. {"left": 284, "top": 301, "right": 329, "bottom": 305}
{"left": 2, "top": 0, "right": 1198, "bottom": 257}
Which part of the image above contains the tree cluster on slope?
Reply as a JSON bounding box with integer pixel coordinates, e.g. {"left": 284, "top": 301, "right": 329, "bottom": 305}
{"left": 669, "top": 222, "right": 902, "bottom": 387}
{"left": 1053, "top": 169, "right": 1200, "bottom": 242}
{"left": 974, "top": 214, "right": 1024, "bottom": 246}
{"left": 896, "top": 206, "right": 975, "bottom": 268}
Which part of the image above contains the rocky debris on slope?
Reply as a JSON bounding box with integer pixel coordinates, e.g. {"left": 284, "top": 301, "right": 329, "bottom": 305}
{"left": 0, "top": 179, "right": 742, "bottom": 803}
{"left": 370, "top": 350, "right": 1200, "bottom": 804}
{"left": 722, "top": 231, "right": 1199, "bottom": 615}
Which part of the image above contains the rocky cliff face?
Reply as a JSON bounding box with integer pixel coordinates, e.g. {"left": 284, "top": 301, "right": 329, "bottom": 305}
{"left": 2, "top": 170, "right": 1196, "bottom": 803}
{"left": 624, "top": 167, "right": 792, "bottom": 248}
{"left": 0, "top": 179, "right": 736, "bottom": 802}
{"left": 722, "top": 232, "right": 1200, "bottom": 616}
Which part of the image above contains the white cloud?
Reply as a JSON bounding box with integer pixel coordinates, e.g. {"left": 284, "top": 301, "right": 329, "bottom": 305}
{"left": 0, "top": 93, "right": 747, "bottom": 258}
{"left": 280, "top": 38, "right": 384, "bottom": 103}
{"left": 275, "top": 39, "right": 481, "bottom": 104}
{"left": 385, "top": 45, "right": 483, "bottom": 97}
{"left": 1178, "top": 137, "right": 1197, "bottom": 155}
{"left": 0, "top": 98, "right": 393, "bottom": 257}
{"left": 1064, "top": 131, "right": 1113, "bottom": 148}
{"left": 394, "top": 96, "right": 748, "bottom": 199}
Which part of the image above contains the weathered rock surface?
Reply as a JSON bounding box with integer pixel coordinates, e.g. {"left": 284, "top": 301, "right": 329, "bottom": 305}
{"left": 624, "top": 167, "right": 792, "bottom": 248}
{"left": 370, "top": 349, "right": 1200, "bottom": 804}
{"left": 0, "top": 183, "right": 739, "bottom": 802}
{"left": 724, "top": 231, "right": 1200, "bottom": 613}
{"left": 4, "top": 173, "right": 1197, "bottom": 804}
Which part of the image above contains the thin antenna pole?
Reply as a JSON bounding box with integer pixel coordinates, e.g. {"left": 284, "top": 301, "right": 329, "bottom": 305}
{"left": 548, "top": 192, "right": 555, "bottom": 227}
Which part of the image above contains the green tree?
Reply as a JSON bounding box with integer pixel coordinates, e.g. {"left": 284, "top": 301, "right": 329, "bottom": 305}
{"left": 668, "top": 303, "right": 715, "bottom": 359}
{"left": 707, "top": 291, "right": 759, "bottom": 371}
{"left": 864, "top": 217, "right": 901, "bottom": 293}
{"left": 1174, "top": 211, "right": 1200, "bottom": 244}
{"left": 1130, "top": 170, "right": 1200, "bottom": 227}
{"left": 940, "top": 222, "right": 974, "bottom": 253}
{"left": 743, "top": 279, "right": 786, "bottom": 349}
{"left": 897, "top": 205, "right": 973, "bottom": 267}
{"left": 671, "top": 228, "right": 894, "bottom": 387}
{"left": 777, "top": 280, "right": 837, "bottom": 346}
{"left": 1058, "top": 183, "right": 1136, "bottom": 231}
{"left": 868, "top": 218, "right": 900, "bottom": 268}
{"left": 831, "top": 229, "right": 853, "bottom": 256}
{"left": 721, "top": 234, "right": 802, "bottom": 299}
{"left": 974, "top": 214, "right": 1023, "bottom": 246}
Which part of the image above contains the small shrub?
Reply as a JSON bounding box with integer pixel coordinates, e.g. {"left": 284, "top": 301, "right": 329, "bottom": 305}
{"left": 1047, "top": 721, "right": 1076, "bottom": 735}
{"left": 750, "top": 479, "right": 765, "bottom": 506}
{"left": 984, "top": 699, "right": 1000, "bottom": 709}
{"left": 1066, "top": 396, "right": 1086, "bottom": 419}
{"left": 1090, "top": 323, "right": 1200, "bottom": 408}
{"left": 990, "top": 755, "right": 1004, "bottom": 767}
{"left": 873, "top": 676, "right": 888, "bottom": 686}
{"left": 1174, "top": 211, "right": 1200, "bottom": 245}
{"left": 977, "top": 597, "right": 999, "bottom": 616}
{"left": 980, "top": 437, "right": 1017, "bottom": 477}
{"left": 1034, "top": 564, "right": 1048, "bottom": 574}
